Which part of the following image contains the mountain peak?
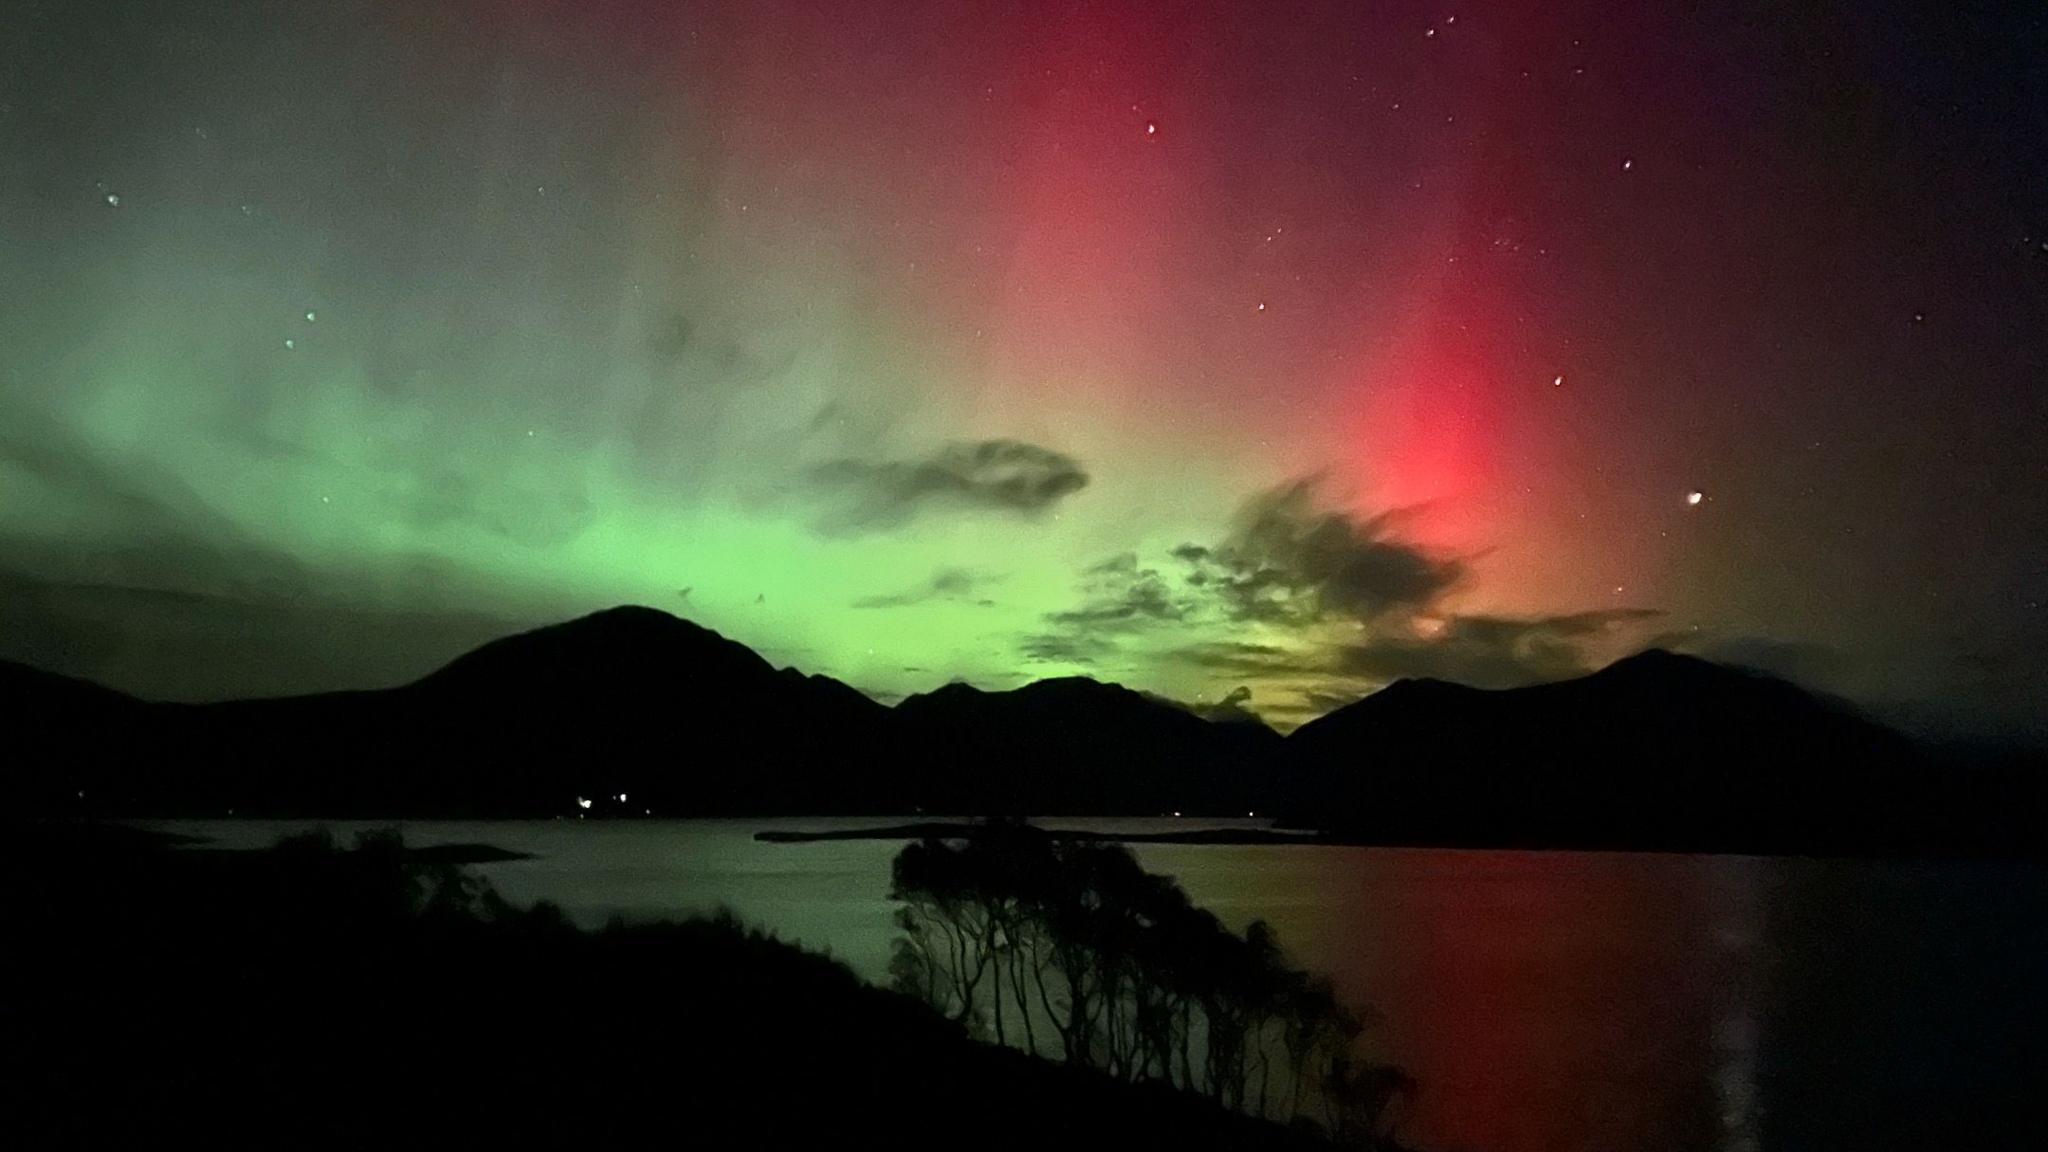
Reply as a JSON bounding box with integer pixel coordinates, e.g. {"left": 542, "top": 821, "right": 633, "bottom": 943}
{"left": 415, "top": 604, "right": 771, "bottom": 691}
{"left": 1593, "top": 647, "right": 1722, "bottom": 680}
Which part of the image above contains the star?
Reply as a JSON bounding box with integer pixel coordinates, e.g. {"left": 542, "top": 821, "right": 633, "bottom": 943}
{"left": 304, "top": 310, "right": 317, "bottom": 322}
{"left": 1145, "top": 121, "right": 1157, "bottom": 136}
{"left": 1622, "top": 158, "right": 1634, "bottom": 171}
{"left": 1552, "top": 373, "right": 1564, "bottom": 387}
{"left": 104, "top": 193, "right": 120, "bottom": 206}
{"left": 1256, "top": 301, "right": 1266, "bottom": 311}
{"left": 1687, "top": 490, "right": 1704, "bottom": 505}
{"left": 283, "top": 338, "right": 295, "bottom": 350}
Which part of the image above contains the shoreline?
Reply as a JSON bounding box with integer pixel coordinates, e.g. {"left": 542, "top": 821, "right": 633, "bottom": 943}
{"left": 755, "top": 821, "right": 1327, "bottom": 846}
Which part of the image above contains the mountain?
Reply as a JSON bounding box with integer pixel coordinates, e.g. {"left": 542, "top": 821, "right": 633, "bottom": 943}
{"left": 1286, "top": 649, "right": 2032, "bottom": 853}
{"left": 171, "top": 605, "right": 899, "bottom": 815}
{"left": 4, "top": 660, "right": 167, "bottom": 809}
{"left": 892, "top": 676, "right": 1282, "bottom": 815}
{"left": 9, "top": 606, "right": 1275, "bottom": 819}
{"left": 5, "top": 611, "right": 2036, "bottom": 852}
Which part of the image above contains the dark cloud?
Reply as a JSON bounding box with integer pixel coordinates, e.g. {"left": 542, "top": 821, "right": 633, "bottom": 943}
{"left": 0, "top": 406, "right": 266, "bottom": 554}
{"left": 1169, "top": 640, "right": 1304, "bottom": 675}
{"left": 1139, "top": 684, "right": 1266, "bottom": 724}
{"left": 0, "top": 568, "right": 524, "bottom": 702}
{"left": 1300, "top": 688, "right": 1362, "bottom": 715}
{"left": 1020, "top": 554, "right": 1193, "bottom": 667}
{"left": 1175, "top": 478, "right": 1462, "bottom": 626}
{"left": 807, "top": 438, "right": 1088, "bottom": 533}
{"left": 1335, "top": 609, "right": 1664, "bottom": 689}
{"left": 1046, "top": 554, "right": 1187, "bottom": 630}
{"left": 1020, "top": 478, "right": 1663, "bottom": 721}
{"left": 851, "top": 567, "right": 1001, "bottom": 609}
{"left": 1186, "top": 685, "right": 1262, "bottom": 725}
{"left": 1019, "top": 631, "right": 1111, "bottom": 665}
{"left": 644, "top": 313, "right": 696, "bottom": 368}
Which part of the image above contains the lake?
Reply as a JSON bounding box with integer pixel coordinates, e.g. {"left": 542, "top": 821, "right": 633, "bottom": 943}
{"left": 141, "top": 818, "right": 2045, "bottom": 1152}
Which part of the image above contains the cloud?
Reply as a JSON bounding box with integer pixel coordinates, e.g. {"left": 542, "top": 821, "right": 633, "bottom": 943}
{"left": 1019, "top": 476, "right": 1664, "bottom": 721}
{"left": 1168, "top": 640, "right": 1304, "bottom": 675}
{"left": 1019, "top": 631, "right": 1112, "bottom": 666}
{"left": 0, "top": 568, "right": 523, "bottom": 702}
{"left": 1300, "top": 688, "right": 1362, "bottom": 715}
{"left": 1018, "top": 553, "right": 1196, "bottom": 668}
{"left": 1334, "top": 609, "right": 1664, "bottom": 689}
{"left": 851, "top": 567, "right": 1001, "bottom": 609}
{"left": 1173, "top": 478, "right": 1463, "bottom": 626}
{"left": 1184, "top": 685, "right": 1263, "bottom": 725}
{"left": 1045, "top": 553, "right": 1188, "bottom": 630}
{"left": 807, "top": 438, "right": 1088, "bottom": 533}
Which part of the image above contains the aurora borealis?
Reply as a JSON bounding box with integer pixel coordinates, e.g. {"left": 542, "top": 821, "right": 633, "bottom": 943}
{"left": 2, "top": 1, "right": 2043, "bottom": 737}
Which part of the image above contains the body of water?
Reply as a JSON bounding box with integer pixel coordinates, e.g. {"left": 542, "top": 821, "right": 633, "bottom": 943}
{"left": 142, "top": 818, "right": 2044, "bottom": 1152}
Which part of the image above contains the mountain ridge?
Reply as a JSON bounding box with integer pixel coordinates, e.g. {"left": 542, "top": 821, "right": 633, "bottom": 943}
{"left": 4, "top": 605, "right": 2037, "bottom": 854}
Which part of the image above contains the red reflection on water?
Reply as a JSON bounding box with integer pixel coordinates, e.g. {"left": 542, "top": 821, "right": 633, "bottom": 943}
{"left": 1150, "top": 844, "right": 1754, "bottom": 1152}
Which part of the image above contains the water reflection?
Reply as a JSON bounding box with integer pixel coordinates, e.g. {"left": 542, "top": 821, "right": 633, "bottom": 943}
{"left": 141, "top": 819, "right": 2043, "bottom": 1152}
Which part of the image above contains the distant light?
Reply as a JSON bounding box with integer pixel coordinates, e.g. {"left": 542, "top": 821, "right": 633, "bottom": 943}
{"left": 1171, "top": 811, "right": 1182, "bottom": 818}
{"left": 1687, "top": 490, "right": 1704, "bottom": 506}
{"left": 576, "top": 797, "right": 593, "bottom": 810}
{"left": 1247, "top": 811, "right": 1255, "bottom": 818}
{"left": 615, "top": 793, "right": 627, "bottom": 803}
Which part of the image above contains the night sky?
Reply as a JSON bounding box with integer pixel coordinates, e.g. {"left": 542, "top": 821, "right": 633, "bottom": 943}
{"left": 3, "top": 0, "right": 2043, "bottom": 738}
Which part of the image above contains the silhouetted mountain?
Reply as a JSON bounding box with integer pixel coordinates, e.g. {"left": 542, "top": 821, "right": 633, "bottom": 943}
{"left": 893, "top": 676, "right": 1282, "bottom": 814}
{"left": 4, "top": 613, "right": 2037, "bottom": 852}
{"left": 10, "top": 606, "right": 1275, "bottom": 819}
{"left": 4, "top": 660, "right": 165, "bottom": 808}
{"left": 174, "top": 605, "right": 901, "bottom": 815}
{"left": 1287, "top": 649, "right": 2034, "bottom": 853}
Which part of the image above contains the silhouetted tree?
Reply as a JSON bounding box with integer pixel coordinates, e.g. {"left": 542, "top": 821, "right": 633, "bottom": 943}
{"left": 887, "top": 821, "right": 1408, "bottom": 1145}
